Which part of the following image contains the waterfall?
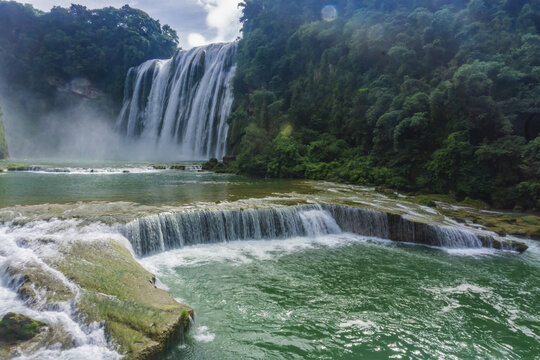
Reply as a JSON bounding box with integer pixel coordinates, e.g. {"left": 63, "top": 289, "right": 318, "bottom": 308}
{"left": 116, "top": 42, "right": 237, "bottom": 160}
{"left": 119, "top": 205, "right": 509, "bottom": 257}
{"left": 121, "top": 206, "right": 342, "bottom": 256}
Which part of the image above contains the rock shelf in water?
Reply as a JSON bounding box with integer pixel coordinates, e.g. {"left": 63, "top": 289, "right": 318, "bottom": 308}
{"left": 3, "top": 239, "right": 193, "bottom": 360}
{"left": 121, "top": 204, "right": 528, "bottom": 257}
{"left": 0, "top": 186, "right": 531, "bottom": 359}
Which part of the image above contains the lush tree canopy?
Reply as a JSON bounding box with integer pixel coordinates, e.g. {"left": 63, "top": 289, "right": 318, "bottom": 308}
{"left": 229, "top": 0, "right": 540, "bottom": 209}
{"left": 0, "top": 1, "right": 178, "bottom": 102}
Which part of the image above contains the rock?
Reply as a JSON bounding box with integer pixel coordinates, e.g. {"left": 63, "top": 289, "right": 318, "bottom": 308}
{"left": 202, "top": 158, "right": 219, "bottom": 170}
{"left": 0, "top": 313, "right": 45, "bottom": 343}
{"left": 170, "top": 165, "right": 186, "bottom": 170}
{"left": 222, "top": 155, "right": 236, "bottom": 166}
{"left": 54, "top": 240, "right": 193, "bottom": 359}
{"left": 6, "top": 239, "right": 193, "bottom": 360}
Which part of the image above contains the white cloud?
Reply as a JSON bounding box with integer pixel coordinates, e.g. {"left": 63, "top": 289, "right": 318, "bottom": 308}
{"left": 188, "top": 33, "right": 208, "bottom": 47}
{"left": 188, "top": 0, "right": 242, "bottom": 47}
{"left": 21, "top": 0, "right": 242, "bottom": 49}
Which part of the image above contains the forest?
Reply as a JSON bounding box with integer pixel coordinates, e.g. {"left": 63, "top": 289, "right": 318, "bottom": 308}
{"left": 229, "top": 0, "right": 540, "bottom": 210}
{"left": 0, "top": 0, "right": 538, "bottom": 210}
{"left": 0, "top": 1, "right": 178, "bottom": 102}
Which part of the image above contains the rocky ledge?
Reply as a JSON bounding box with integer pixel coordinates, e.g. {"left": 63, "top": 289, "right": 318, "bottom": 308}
{"left": 5, "top": 239, "right": 193, "bottom": 360}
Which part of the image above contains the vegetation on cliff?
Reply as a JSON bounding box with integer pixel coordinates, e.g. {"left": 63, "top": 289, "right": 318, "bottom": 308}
{"left": 0, "top": 1, "right": 178, "bottom": 102}
{"left": 229, "top": 0, "right": 540, "bottom": 210}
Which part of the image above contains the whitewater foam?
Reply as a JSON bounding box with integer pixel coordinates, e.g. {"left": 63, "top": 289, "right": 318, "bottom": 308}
{"left": 0, "top": 220, "right": 121, "bottom": 359}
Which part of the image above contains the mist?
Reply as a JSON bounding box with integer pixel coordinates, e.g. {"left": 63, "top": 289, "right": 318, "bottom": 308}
{"left": 1, "top": 94, "right": 192, "bottom": 162}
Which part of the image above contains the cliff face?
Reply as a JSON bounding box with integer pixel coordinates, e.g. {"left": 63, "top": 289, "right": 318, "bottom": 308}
{"left": 0, "top": 106, "right": 8, "bottom": 159}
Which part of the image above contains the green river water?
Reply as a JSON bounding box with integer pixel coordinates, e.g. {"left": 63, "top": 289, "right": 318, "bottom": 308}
{"left": 1, "top": 161, "right": 539, "bottom": 359}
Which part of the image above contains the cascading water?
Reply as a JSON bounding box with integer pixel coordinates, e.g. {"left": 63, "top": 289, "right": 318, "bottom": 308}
{"left": 120, "top": 206, "right": 342, "bottom": 256}
{"left": 116, "top": 42, "right": 237, "bottom": 160}
{"left": 120, "top": 205, "right": 504, "bottom": 257}
{"left": 0, "top": 220, "right": 121, "bottom": 359}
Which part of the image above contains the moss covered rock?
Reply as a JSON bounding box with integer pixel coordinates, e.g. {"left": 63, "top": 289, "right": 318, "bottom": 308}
{"left": 0, "top": 313, "right": 45, "bottom": 343}
{"left": 6, "top": 238, "right": 193, "bottom": 360}
{"left": 51, "top": 240, "right": 193, "bottom": 359}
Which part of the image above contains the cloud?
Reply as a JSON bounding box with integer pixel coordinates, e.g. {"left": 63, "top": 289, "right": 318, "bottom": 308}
{"left": 188, "top": 0, "right": 242, "bottom": 47}
{"left": 188, "top": 33, "right": 208, "bottom": 47}
{"left": 21, "top": 0, "right": 242, "bottom": 49}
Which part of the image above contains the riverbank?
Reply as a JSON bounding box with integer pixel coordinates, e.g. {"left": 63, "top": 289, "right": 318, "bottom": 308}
{"left": 202, "top": 158, "right": 540, "bottom": 241}
{"left": 0, "top": 161, "right": 537, "bottom": 358}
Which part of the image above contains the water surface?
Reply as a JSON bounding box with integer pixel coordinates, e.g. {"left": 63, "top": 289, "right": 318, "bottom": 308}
{"left": 141, "top": 235, "right": 540, "bottom": 360}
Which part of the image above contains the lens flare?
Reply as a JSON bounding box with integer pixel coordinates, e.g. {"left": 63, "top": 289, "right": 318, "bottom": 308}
{"left": 321, "top": 5, "right": 337, "bottom": 22}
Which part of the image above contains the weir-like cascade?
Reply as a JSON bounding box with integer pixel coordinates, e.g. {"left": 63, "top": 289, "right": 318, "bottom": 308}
{"left": 116, "top": 42, "right": 237, "bottom": 160}
{"left": 120, "top": 205, "right": 518, "bottom": 257}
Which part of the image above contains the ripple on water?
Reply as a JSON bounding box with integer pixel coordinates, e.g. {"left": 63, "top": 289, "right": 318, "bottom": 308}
{"left": 149, "top": 235, "right": 540, "bottom": 359}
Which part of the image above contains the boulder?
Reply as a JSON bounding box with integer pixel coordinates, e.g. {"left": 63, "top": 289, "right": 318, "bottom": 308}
{"left": 0, "top": 313, "right": 45, "bottom": 343}
{"left": 222, "top": 155, "right": 236, "bottom": 166}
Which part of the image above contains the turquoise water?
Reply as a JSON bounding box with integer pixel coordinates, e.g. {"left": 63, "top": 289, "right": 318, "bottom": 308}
{"left": 1, "top": 161, "right": 539, "bottom": 359}
{"left": 0, "top": 160, "right": 308, "bottom": 207}
{"left": 142, "top": 235, "right": 540, "bottom": 360}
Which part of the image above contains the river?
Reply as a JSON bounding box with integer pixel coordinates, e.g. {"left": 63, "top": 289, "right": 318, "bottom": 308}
{"left": 0, "top": 160, "right": 538, "bottom": 359}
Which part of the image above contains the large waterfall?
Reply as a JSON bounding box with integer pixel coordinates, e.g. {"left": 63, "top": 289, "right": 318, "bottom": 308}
{"left": 116, "top": 42, "right": 237, "bottom": 160}
{"left": 119, "top": 205, "right": 522, "bottom": 257}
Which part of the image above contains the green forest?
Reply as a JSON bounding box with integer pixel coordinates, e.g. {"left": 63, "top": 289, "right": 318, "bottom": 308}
{"left": 228, "top": 0, "right": 540, "bottom": 210}
{"left": 0, "top": 0, "right": 539, "bottom": 209}
{"left": 0, "top": 1, "right": 178, "bottom": 102}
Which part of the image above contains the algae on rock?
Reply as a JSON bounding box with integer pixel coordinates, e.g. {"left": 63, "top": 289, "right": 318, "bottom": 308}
{"left": 7, "top": 238, "right": 193, "bottom": 360}
{"left": 51, "top": 240, "right": 193, "bottom": 359}
{"left": 0, "top": 313, "right": 45, "bottom": 343}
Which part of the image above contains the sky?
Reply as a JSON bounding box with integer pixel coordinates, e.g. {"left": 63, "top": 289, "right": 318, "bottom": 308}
{"left": 21, "top": 0, "right": 243, "bottom": 49}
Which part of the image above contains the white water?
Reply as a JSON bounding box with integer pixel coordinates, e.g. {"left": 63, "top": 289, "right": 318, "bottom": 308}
{"left": 0, "top": 206, "right": 528, "bottom": 358}
{"left": 0, "top": 221, "right": 122, "bottom": 359}
{"left": 122, "top": 205, "right": 495, "bottom": 257}
{"left": 117, "top": 42, "right": 237, "bottom": 160}
{"left": 5, "top": 166, "right": 161, "bottom": 175}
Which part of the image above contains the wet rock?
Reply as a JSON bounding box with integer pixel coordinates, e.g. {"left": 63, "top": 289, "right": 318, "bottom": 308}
{"left": 222, "top": 155, "right": 236, "bottom": 166}
{"left": 170, "top": 165, "right": 186, "bottom": 170}
{"left": 202, "top": 158, "right": 219, "bottom": 170}
{"left": 0, "top": 313, "right": 45, "bottom": 343}
{"left": 55, "top": 240, "right": 193, "bottom": 360}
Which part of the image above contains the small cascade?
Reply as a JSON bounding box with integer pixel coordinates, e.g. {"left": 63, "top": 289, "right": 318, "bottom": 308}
{"left": 121, "top": 205, "right": 342, "bottom": 256}
{"left": 431, "top": 226, "right": 483, "bottom": 248}
{"left": 322, "top": 205, "right": 390, "bottom": 238}
{"left": 116, "top": 42, "right": 237, "bottom": 160}
{"left": 120, "top": 205, "right": 508, "bottom": 257}
{"left": 299, "top": 209, "right": 341, "bottom": 237}
{"left": 0, "top": 221, "right": 120, "bottom": 359}
{"left": 185, "top": 164, "right": 202, "bottom": 171}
